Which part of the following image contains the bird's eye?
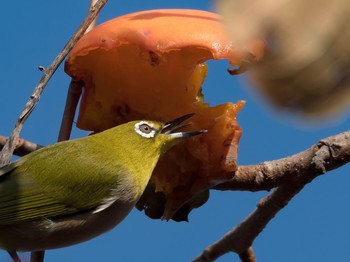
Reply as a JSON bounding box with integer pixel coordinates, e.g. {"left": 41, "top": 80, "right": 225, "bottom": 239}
{"left": 134, "top": 121, "right": 156, "bottom": 138}
{"left": 139, "top": 124, "right": 152, "bottom": 134}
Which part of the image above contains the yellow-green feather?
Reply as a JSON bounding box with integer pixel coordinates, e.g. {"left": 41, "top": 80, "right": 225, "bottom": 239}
{"left": 0, "top": 120, "right": 170, "bottom": 225}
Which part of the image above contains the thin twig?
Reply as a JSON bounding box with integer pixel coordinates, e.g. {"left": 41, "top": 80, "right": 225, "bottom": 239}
{"left": 0, "top": 136, "right": 43, "bottom": 157}
{"left": 0, "top": 0, "right": 108, "bottom": 167}
{"left": 86, "top": 0, "right": 100, "bottom": 33}
{"left": 57, "top": 80, "right": 83, "bottom": 141}
{"left": 31, "top": 1, "right": 106, "bottom": 261}
{"left": 193, "top": 184, "right": 304, "bottom": 261}
{"left": 194, "top": 131, "right": 350, "bottom": 261}
{"left": 30, "top": 251, "right": 45, "bottom": 262}
{"left": 1, "top": 1, "right": 108, "bottom": 261}
{"left": 58, "top": 0, "right": 100, "bottom": 142}
{"left": 8, "top": 251, "right": 20, "bottom": 262}
{"left": 238, "top": 247, "right": 256, "bottom": 262}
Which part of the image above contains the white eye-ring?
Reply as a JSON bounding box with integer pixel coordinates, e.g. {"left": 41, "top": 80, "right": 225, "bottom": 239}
{"left": 134, "top": 121, "right": 156, "bottom": 138}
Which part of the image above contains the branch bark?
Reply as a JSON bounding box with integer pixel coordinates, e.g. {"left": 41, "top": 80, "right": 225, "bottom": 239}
{"left": 34, "top": 1, "right": 105, "bottom": 262}
{"left": 194, "top": 130, "right": 350, "bottom": 261}
{"left": 58, "top": 0, "right": 101, "bottom": 142}
{"left": 0, "top": 136, "right": 43, "bottom": 157}
{"left": 215, "top": 130, "right": 350, "bottom": 191}
{"left": 238, "top": 247, "right": 256, "bottom": 262}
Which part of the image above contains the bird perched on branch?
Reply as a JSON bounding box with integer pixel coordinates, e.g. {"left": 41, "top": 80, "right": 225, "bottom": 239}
{"left": 0, "top": 114, "right": 205, "bottom": 261}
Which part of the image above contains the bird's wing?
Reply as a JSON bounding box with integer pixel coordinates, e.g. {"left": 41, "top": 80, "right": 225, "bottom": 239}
{"left": 0, "top": 141, "right": 129, "bottom": 225}
{"left": 0, "top": 156, "right": 81, "bottom": 225}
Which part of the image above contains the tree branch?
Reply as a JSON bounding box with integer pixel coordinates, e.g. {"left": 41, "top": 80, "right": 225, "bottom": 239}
{"left": 0, "top": 0, "right": 108, "bottom": 166}
{"left": 2, "top": 130, "right": 349, "bottom": 191}
{"left": 238, "top": 247, "right": 256, "bottom": 262}
{"left": 0, "top": 136, "right": 43, "bottom": 157}
{"left": 58, "top": 0, "right": 101, "bottom": 142}
{"left": 215, "top": 130, "right": 350, "bottom": 191}
{"left": 35, "top": 1, "right": 105, "bottom": 262}
{"left": 194, "top": 130, "right": 350, "bottom": 261}
{"left": 30, "top": 251, "right": 44, "bottom": 262}
{"left": 57, "top": 80, "right": 83, "bottom": 141}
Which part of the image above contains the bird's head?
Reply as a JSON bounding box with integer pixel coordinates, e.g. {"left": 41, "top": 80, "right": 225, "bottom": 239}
{"left": 128, "top": 113, "right": 206, "bottom": 155}
{"left": 98, "top": 113, "right": 205, "bottom": 167}
{"left": 102, "top": 114, "right": 205, "bottom": 184}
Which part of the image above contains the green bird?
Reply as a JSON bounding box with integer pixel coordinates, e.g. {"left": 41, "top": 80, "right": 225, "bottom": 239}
{"left": 0, "top": 114, "right": 204, "bottom": 260}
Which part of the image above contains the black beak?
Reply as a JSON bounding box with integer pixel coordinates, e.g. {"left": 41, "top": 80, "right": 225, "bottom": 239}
{"left": 161, "top": 113, "right": 207, "bottom": 139}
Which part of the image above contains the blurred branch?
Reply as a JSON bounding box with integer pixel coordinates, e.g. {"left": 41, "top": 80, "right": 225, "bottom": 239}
{"left": 0, "top": 0, "right": 108, "bottom": 167}
{"left": 194, "top": 130, "right": 350, "bottom": 261}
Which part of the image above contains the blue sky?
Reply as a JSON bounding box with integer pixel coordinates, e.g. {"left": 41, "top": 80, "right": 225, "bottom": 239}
{"left": 1, "top": 1, "right": 350, "bottom": 261}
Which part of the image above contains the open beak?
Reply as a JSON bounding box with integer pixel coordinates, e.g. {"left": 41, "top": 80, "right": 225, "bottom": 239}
{"left": 161, "top": 113, "right": 207, "bottom": 139}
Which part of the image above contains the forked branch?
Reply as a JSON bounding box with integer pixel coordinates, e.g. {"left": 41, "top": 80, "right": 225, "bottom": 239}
{"left": 194, "top": 130, "right": 350, "bottom": 261}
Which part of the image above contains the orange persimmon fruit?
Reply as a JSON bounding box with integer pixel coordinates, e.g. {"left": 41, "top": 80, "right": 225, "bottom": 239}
{"left": 65, "top": 9, "right": 265, "bottom": 220}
